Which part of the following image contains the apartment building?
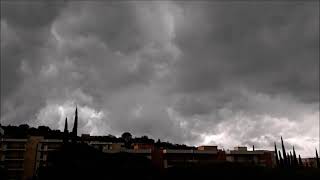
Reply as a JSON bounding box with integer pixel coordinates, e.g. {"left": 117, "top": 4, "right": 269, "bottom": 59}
{"left": 302, "top": 158, "right": 318, "bottom": 168}
{"left": 0, "top": 137, "right": 64, "bottom": 180}
{"left": 226, "top": 146, "right": 275, "bottom": 167}
{"left": 34, "top": 139, "right": 63, "bottom": 174}
{"left": 133, "top": 143, "right": 155, "bottom": 150}
{"left": 0, "top": 138, "right": 27, "bottom": 180}
{"left": 159, "top": 147, "right": 226, "bottom": 169}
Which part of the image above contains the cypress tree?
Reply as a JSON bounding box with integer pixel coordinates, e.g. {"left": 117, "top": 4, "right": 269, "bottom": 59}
{"left": 298, "top": 155, "right": 303, "bottom": 168}
{"left": 316, "top": 149, "right": 320, "bottom": 168}
{"left": 274, "top": 142, "right": 279, "bottom": 167}
{"left": 279, "top": 150, "right": 284, "bottom": 168}
{"left": 289, "top": 151, "right": 293, "bottom": 168}
{"left": 287, "top": 152, "right": 291, "bottom": 168}
{"left": 293, "top": 146, "right": 298, "bottom": 168}
{"left": 281, "top": 136, "right": 287, "bottom": 167}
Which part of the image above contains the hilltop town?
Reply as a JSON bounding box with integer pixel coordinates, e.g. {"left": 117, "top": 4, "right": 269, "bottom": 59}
{"left": 1, "top": 108, "right": 319, "bottom": 179}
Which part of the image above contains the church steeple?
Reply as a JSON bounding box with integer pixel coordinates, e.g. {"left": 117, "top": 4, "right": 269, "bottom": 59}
{"left": 64, "top": 117, "right": 68, "bottom": 133}
{"left": 63, "top": 117, "right": 69, "bottom": 143}
{"left": 72, "top": 106, "right": 78, "bottom": 143}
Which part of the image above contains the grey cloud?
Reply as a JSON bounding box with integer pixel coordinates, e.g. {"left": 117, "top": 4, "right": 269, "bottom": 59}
{"left": 1, "top": 2, "right": 66, "bottom": 124}
{"left": 0, "top": 1, "right": 65, "bottom": 94}
{"left": 0, "top": 2, "right": 318, "bottom": 156}
{"left": 1, "top": 2, "right": 64, "bottom": 29}
{"left": 171, "top": 3, "right": 318, "bottom": 103}
{"left": 1, "top": 1, "right": 179, "bottom": 127}
{"left": 53, "top": 3, "right": 142, "bottom": 53}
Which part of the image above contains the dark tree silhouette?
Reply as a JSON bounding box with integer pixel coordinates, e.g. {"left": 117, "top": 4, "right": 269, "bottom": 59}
{"left": 281, "top": 137, "right": 287, "bottom": 168}
{"left": 298, "top": 155, "right": 303, "bottom": 168}
{"left": 289, "top": 153, "right": 293, "bottom": 168}
{"left": 279, "top": 151, "right": 284, "bottom": 168}
{"left": 287, "top": 152, "right": 291, "bottom": 167}
{"left": 274, "top": 142, "right": 279, "bottom": 167}
{"left": 121, "top": 132, "right": 132, "bottom": 141}
{"left": 122, "top": 132, "right": 133, "bottom": 148}
{"left": 293, "top": 146, "right": 298, "bottom": 168}
{"left": 316, "top": 149, "right": 320, "bottom": 168}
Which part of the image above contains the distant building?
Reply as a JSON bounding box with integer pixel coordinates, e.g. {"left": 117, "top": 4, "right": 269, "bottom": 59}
{"left": 133, "top": 143, "right": 155, "bottom": 150}
{"left": 124, "top": 149, "right": 153, "bottom": 160}
{"left": 226, "top": 147, "right": 275, "bottom": 167}
{"left": 0, "top": 138, "right": 27, "bottom": 180}
{"left": 159, "top": 148, "right": 226, "bottom": 169}
{"left": 302, "top": 158, "right": 317, "bottom": 168}
{"left": 0, "top": 136, "right": 61, "bottom": 180}
{"left": 233, "top": 146, "right": 248, "bottom": 151}
{"left": 197, "top": 145, "right": 218, "bottom": 151}
{"left": 85, "top": 141, "right": 124, "bottom": 152}
{"left": 0, "top": 107, "right": 79, "bottom": 180}
{"left": 35, "top": 139, "right": 63, "bottom": 173}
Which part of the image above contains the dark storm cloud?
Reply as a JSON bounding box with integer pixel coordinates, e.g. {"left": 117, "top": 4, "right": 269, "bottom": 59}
{"left": 171, "top": 3, "right": 318, "bottom": 102}
{"left": 1, "top": 1, "right": 180, "bottom": 129}
{"left": 1, "top": 1, "right": 318, "bottom": 156}
{"left": 166, "top": 3, "right": 319, "bottom": 141}
{"left": 1, "top": 1, "right": 67, "bottom": 123}
{"left": 1, "top": 1, "right": 64, "bottom": 96}
{"left": 1, "top": 2, "right": 63, "bottom": 28}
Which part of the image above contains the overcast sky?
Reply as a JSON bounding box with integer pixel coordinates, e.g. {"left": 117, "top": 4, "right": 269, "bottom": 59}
{"left": 1, "top": 1, "right": 319, "bottom": 157}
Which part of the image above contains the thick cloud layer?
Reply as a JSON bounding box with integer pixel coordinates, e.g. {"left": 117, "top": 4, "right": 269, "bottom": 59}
{"left": 1, "top": 1, "right": 319, "bottom": 157}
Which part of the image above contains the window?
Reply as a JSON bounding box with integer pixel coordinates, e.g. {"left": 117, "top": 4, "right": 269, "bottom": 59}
{"left": 6, "top": 143, "right": 25, "bottom": 149}
{"left": 5, "top": 152, "right": 24, "bottom": 159}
